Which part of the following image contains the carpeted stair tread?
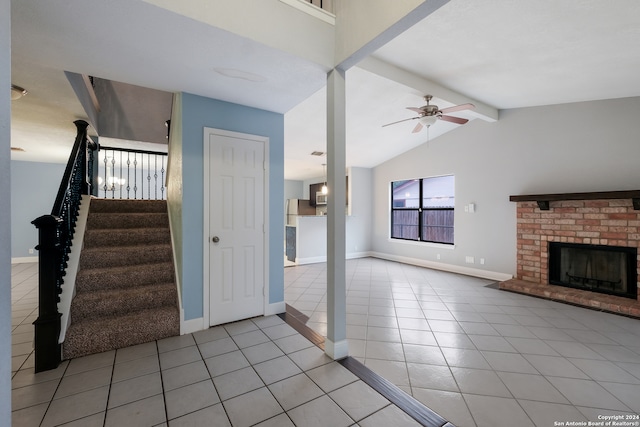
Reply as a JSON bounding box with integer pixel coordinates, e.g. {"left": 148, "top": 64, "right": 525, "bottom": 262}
{"left": 79, "top": 243, "right": 172, "bottom": 269}
{"left": 84, "top": 227, "right": 170, "bottom": 248}
{"left": 63, "top": 306, "right": 180, "bottom": 360}
{"left": 89, "top": 199, "right": 168, "bottom": 213}
{"left": 76, "top": 261, "right": 175, "bottom": 292}
{"left": 87, "top": 212, "right": 168, "bottom": 230}
{"left": 71, "top": 283, "right": 177, "bottom": 321}
{"left": 64, "top": 198, "right": 179, "bottom": 360}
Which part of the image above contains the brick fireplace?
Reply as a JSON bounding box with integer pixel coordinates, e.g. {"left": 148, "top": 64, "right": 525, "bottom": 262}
{"left": 500, "top": 190, "right": 640, "bottom": 318}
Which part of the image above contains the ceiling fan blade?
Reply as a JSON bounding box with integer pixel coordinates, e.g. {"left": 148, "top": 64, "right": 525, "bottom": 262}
{"left": 439, "top": 115, "right": 469, "bottom": 125}
{"left": 382, "top": 116, "right": 420, "bottom": 127}
{"left": 412, "top": 122, "right": 423, "bottom": 133}
{"left": 439, "top": 103, "right": 475, "bottom": 114}
{"left": 406, "top": 107, "right": 424, "bottom": 114}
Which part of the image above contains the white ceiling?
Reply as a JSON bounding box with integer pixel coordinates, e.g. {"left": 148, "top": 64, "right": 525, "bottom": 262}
{"left": 10, "top": 0, "right": 640, "bottom": 180}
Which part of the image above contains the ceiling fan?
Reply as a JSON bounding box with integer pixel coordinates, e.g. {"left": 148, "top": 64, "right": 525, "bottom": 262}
{"left": 382, "top": 95, "right": 475, "bottom": 133}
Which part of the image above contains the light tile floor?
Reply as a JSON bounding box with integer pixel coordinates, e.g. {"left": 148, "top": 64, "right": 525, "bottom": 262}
{"left": 10, "top": 262, "right": 426, "bottom": 427}
{"left": 284, "top": 258, "right": 640, "bottom": 427}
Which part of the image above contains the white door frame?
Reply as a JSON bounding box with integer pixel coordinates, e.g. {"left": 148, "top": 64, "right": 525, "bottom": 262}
{"left": 203, "top": 127, "right": 270, "bottom": 328}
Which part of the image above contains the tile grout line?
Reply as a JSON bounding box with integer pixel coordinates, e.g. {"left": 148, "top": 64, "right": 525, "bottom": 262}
{"left": 155, "top": 340, "right": 171, "bottom": 427}
{"left": 226, "top": 320, "right": 292, "bottom": 426}
{"left": 279, "top": 303, "right": 453, "bottom": 427}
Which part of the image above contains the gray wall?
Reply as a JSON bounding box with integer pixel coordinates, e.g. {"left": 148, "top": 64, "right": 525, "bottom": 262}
{"left": 346, "top": 167, "right": 373, "bottom": 254}
{"left": 1, "top": 0, "right": 11, "bottom": 421}
{"left": 372, "top": 96, "right": 640, "bottom": 276}
{"left": 284, "top": 179, "right": 304, "bottom": 201}
{"left": 10, "top": 161, "right": 66, "bottom": 258}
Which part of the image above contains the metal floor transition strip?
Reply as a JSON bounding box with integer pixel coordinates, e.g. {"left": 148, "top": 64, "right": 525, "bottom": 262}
{"left": 278, "top": 304, "right": 455, "bottom": 427}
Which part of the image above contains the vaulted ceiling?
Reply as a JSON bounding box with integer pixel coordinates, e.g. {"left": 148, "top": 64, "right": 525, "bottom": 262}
{"left": 10, "top": 0, "right": 640, "bottom": 180}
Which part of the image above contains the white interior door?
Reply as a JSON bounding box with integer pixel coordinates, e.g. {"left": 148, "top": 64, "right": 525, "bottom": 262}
{"left": 207, "top": 131, "right": 265, "bottom": 326}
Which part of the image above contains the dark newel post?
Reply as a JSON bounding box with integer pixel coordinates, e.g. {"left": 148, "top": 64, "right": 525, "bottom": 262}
{"left": 31, "top": 215, "right": 62, "bottom": 372}
{"left": 74, "top": 120, "right": 90, "bottom": 195}
{"left": 88, "top": 138, "right": 100, "bottom": 197}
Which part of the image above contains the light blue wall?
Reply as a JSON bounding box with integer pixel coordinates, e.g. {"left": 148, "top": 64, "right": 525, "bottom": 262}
{"left": 10, "top": 161, "right": 66, "bottom": 258}
{"left": 180, "top": 93, "right": 285, "bottom": 320}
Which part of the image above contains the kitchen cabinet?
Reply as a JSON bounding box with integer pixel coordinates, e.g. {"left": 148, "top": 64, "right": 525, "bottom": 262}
{"left": 309, "top": 177, "right": 348, "bottom": 207}
{"left": 309, "top": 183, "right": 323, "bottom": 207}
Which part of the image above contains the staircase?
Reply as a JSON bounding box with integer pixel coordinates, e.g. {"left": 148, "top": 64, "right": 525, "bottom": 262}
{"left": 63, "top": 198, "right": 180, "bottom": 360}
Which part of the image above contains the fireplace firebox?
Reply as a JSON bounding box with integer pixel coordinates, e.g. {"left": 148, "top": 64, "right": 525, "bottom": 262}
{"left": 549, "top": 242, "right": 638, "bottom": 300}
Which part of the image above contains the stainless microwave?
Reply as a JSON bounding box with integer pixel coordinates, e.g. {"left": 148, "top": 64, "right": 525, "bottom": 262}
{"left": 316, "top": 192, "right": 327, "bottom": 205}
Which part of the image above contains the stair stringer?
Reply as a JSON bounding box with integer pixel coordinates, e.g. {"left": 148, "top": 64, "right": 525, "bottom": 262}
{"left": 166, "top": 200, "right": 185, "bottom": 335}
{"left": 59, "top": 194, "right": 92, "bottom": 344}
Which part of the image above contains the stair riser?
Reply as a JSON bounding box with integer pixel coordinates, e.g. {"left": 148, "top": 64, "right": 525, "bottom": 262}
{"left": 84, "top": 228, "right": 171, "bottom": 248}
{"left": 87, "top": 213, "right": 168, "bottom": 230}
{"left": 76, "top": 263, "right": 174, "bottom": 292}
{"left": 63, "top": 307, "right": 180, "bottom": 360}
{"left": 71, "top": 285, "right": 177, "bottom": 322}
{"left": 80, "top": 245, "right": 173, "bottom": 269}
{"left": 90, "top": 199, "right": 167, "bottom": 214}
{"left": 65, "top": 199, "right": 179, "bottom": 360}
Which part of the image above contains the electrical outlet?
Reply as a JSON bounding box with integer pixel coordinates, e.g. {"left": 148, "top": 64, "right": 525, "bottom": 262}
{"left": 465, "top": 256, "right": 475, "bottom": 264}
{"left": 28, "top": 249, "right": 34, "bottom": 254}
{"left": 480, "top": 258, "right": 485, "bottom": 265}
{"left": 436, "top": 253, "right": 441, "bottom": 260}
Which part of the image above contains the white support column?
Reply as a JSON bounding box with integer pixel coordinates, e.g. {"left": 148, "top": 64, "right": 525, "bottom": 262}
{"left": 325, "top": 67, "right": 348, "bottom": 360}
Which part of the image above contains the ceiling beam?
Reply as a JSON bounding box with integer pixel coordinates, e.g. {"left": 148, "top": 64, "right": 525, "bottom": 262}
{"left": 358, "top": 56, "right": 499, "bottom": 122}
{"left": 335, "top": 0, "right": 449, "bottom": 71}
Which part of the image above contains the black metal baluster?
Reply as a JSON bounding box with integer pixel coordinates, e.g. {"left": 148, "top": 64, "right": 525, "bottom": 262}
{"left": 119, "top": 150, "right": 123, "bottom": 199}
{"left": 110, "top": 153, "right": 116, "bottom": 199}
{"left": 126, "top": 153, "right": 131, "bottom": 199}
{"left": 147, "top": 154, "right": 151, "bottom": 200}
{"left": 154, "top": 155, "right": 158, "bottom": 200}
{"left": 161, "top": 155, "right": 165, "bottom": 200}
{"left": 133, "top": 153, "right": 138, "bottom": 199}
{"left": 93, "top": 146, "right": 167, "bottom": 200}
{"left": 103, "top": 149, "right": 108, "bottom": 198}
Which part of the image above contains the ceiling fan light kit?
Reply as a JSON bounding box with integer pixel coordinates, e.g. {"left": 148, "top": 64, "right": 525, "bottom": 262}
{"left": 11, "top": 84, "right": 28, "bottom": 100}
{"left": 419, "top": 115, "right": 438, "bottom": 126}
{"left": 382, "top": 94, "right": 475, "bottom": 133}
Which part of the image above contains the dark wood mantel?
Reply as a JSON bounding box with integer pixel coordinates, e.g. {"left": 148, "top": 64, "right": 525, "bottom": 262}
{"left": 509, "top": 190, "right": 640, "bottom": 210}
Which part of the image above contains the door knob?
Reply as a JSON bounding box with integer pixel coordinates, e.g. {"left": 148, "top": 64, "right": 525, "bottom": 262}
{"left": 212, "top": 236, "right": 220, "bottom": 243}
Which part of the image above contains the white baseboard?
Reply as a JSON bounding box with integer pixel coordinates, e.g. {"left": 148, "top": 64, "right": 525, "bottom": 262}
{"left": 182, "top": 303, "right": 284, "bottom": 335}
{"left": 181, "top": 316, "right": 205, "bottom": 335}
{"left": 295, "top": 255, "right": 326, "bottom": 265}
{"left": 296, "top": 251, "right": 371, "bottom": 266}
{"left": 347, "top": 251, "right": 372, "bottom": 260}
{"left": 11, "top": 256, "right": 38, "bottom": 264}
{"left": 369, "top": 251, "right": 513, "bottom": 282}
{"left": 265, "top": 301, "right": 286, "bottom": 316}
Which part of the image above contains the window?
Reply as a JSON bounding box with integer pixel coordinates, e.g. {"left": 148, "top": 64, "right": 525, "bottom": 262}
{"left": 391, "top": 175, "right": 454, "bottom": 244}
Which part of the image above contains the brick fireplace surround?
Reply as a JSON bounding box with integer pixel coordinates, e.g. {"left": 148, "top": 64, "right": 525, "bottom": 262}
{"left": 499, "top": 191, "right": 640, "bottom": 319}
